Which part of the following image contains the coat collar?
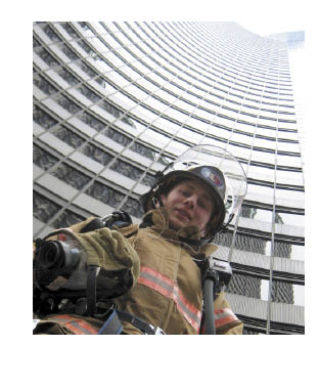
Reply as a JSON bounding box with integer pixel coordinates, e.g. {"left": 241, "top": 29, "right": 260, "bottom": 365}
{"left": 141, "top": 208, "right": 217, "bottom": 257}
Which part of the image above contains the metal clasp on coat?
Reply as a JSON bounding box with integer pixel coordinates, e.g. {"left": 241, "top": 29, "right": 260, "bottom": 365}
{"left": 150, "top": 325, "right": 166, "bottom": 335}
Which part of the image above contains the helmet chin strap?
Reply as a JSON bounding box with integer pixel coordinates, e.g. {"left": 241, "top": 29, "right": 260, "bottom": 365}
{"left": 151, "top": 196, "right": 163, "bottom": 209}
{"left": 221, "top": 213, "right": 235, "bottom": 232}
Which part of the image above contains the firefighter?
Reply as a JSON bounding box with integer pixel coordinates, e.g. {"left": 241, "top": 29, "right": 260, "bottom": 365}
{"left": 33, "top": 162, "right": 243, "bottom": 335}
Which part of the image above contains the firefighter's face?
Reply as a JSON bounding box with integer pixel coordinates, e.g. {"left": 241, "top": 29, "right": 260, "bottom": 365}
{"left": 160, "top": 179, "right": 214, "bottom": 236}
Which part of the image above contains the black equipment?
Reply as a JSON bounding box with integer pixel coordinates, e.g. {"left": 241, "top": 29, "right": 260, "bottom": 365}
{"left": 200, "top": 256, "right": 233, "bottom": 334}
{"left": 33, "top": 211, "right": 133, "bottom": 317}
{"left": 33, "top": 238, "right": 82, "bottom": 288}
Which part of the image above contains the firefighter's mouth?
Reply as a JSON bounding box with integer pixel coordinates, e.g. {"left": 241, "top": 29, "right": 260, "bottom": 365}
{"left": 175, "top": 208, "right": 191, "bottom": 222}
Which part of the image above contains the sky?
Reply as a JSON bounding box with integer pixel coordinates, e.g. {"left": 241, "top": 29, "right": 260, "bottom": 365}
{"left": 237, "top": 20, "right": 305, "bottom": 36}
{"left": 23, "top": 0, "right": 311, "bottom": 35}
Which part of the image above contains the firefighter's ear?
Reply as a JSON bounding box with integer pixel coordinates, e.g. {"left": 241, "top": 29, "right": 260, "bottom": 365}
{"left": 199, "top": 221, "right": 211, "bottom": 238}
{"left": 152, "top": 196, "right": 161, "bottom": 208}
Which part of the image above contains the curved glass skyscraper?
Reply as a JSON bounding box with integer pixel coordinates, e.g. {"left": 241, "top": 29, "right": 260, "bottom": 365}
{"left": 33, "top": 21, "right": 305, "bottom": 334}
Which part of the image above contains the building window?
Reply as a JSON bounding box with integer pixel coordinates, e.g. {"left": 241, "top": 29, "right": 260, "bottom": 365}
{"left": 51, "top": 126, "right": 85, "bottom": 148}
{"left": 33, "top": 105, "right": 58, "bottom": 129}
{"left": 81, "top": 143, "right": 113, "bottom": 165}
{"left": 33, "top": 192, "right": 60, "bottom": 223}
{"left": 52, "top": 209, "right": 85, "bottom": 228}
{"left": 85, "top": 181, "right": 124, "bottom": 208}
{"left": 51, "top": 163, "right": 91, "bottom": 190}
{"left": 33, "top": 71, "right": 59, "bottom": 95}
{"left": 33, "top": 145, "right": 59, "bottom": 170}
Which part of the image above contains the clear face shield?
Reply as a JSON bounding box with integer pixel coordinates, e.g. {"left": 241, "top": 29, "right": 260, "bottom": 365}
{"left": 160, "top": 144, "right": 248, "bottom": 230}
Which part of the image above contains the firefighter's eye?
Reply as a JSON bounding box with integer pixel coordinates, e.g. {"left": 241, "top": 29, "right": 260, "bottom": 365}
{"left": 180, "top": 190, "right": 190, "bottom": 197}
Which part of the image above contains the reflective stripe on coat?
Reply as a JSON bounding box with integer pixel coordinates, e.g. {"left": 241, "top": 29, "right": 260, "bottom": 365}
{"left": 33, "top": 314, "right": 101, "bottom": 335}
{"left": 138, "top": 266, "right": 202, "bottom": 332}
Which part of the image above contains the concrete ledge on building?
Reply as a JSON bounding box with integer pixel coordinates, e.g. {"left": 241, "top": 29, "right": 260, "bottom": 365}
{"left": 225, "top": 292, "right": 304, "bottom": 334}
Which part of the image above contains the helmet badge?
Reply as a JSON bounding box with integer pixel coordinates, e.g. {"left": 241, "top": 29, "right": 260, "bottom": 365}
{"left": 200, "top": 167, "right": 223, "bottom": 188}
{"left": 209, "top": 172, "right": 221, "bottom": 186}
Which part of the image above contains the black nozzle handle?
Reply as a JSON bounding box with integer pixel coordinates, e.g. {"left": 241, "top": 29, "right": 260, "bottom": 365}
{"left": 203, "top": 278, "right": 216, "bottom": 335}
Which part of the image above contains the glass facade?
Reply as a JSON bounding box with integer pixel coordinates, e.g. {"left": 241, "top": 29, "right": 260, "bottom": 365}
{"left": 33, "top": 21, "right": 305, "bottom": 334}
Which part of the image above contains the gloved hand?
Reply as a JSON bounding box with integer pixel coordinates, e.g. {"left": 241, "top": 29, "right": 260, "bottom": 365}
{"left": 74, "top": 227, "right": 140, "bottom": 279}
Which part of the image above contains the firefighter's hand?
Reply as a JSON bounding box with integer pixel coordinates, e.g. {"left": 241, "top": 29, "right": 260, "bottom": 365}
{"left": 73, "top": 228, "right": 140, "bottom": 279}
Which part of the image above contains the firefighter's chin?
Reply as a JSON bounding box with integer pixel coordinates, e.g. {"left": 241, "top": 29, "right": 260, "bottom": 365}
{"left": 167, "top": 209, "right": 191, "bottom": 230}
